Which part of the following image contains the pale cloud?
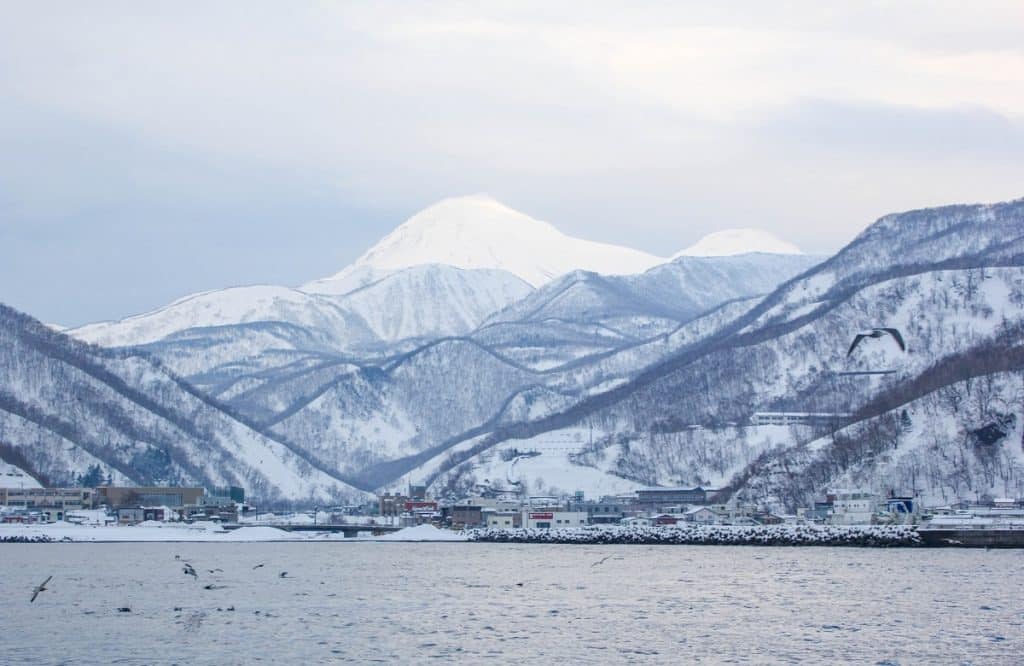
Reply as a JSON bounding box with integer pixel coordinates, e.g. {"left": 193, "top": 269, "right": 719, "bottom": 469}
{"left": 1, "top": 1, "right": 1022, "bottom": 325}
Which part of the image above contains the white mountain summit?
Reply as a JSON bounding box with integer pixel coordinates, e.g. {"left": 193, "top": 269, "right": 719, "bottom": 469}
{"left": 305, "top": 194, "right": 666, "bottom": 291}
{"left": 675, "top": 228, "right": 803, "bottom": 258}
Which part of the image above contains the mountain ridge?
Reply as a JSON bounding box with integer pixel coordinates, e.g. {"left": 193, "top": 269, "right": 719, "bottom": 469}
{"left": 16, "top": 194, "right": 1024, "bottom": 507}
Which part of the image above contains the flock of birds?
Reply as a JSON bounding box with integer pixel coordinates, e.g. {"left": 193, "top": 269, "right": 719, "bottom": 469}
{"left": 29, "top": 555, "right": 294, "bottom": 611}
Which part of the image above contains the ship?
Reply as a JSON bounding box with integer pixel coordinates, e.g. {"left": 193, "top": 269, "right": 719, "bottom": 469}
{"left": 917, "top": 509, "right": 1024, "bottom": 548}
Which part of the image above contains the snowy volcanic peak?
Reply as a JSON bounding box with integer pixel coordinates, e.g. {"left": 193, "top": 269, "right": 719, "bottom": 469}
{"left": 312, "top": 195, "right": 666, "bottom": 289}
{"left": 676, "top": 228, "right": 803, "bottom": 258}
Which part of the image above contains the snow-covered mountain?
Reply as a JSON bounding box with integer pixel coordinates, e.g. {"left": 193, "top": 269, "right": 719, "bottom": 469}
{"left": 66, "top": 196, "right": 812, "bottom": 400}
{"left": 398, "top": 197, "right": 1024, "bottom": 500}
{"left": 69, "top": 195, "right": 808, "bottom": 357}
{"left": 473, "top": 253, "right": 820, "bottom": 353}
{"left": 212, "top": 257, "right": 820, "bottom": 489}
{"left": 676, "top": 228, "right": 803, "bottom": 257}
{"left": 37, "top": 193, "right": 1024, "bottom": 504}
{"left": 0, "top": 304, "right": 367, "bottom": 502}
{"left": 69, "top": 285, "right": 378, "bottom": 349}
{"left": 69, "top": 265, "right": 531, "bottom": 355}
{"left": 306, "top": 195, "right": 666, "bottom": 291}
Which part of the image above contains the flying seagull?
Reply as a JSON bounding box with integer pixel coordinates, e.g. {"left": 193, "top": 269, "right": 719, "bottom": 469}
{"left": 30, "top": 575, "right": 52, "bottom": 603}
{"left": 847, "top": 328, "right": 905, "bottom": 356}
{"left": 183, "top": 563, "right": 198, "bottom": 579}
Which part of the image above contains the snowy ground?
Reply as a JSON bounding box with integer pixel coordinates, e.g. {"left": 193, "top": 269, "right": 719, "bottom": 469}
{"left": 373, "top": 524, "right": 467, "bottom": 541}
{"left": 477, "top": 430, "right": 641, "bottom": 496}
{"left": 430, "top": 423, "right": 802, "bottom": 497}
{"left": 238, "top": 512, "right": 403, "bottom": 527}
{"left": 0, "top": 461, "right": 41, "bottom": 488}
{"left": 0, "top": 522, "right": 468, "bottom": 543}
{"left": 423, "top": 427, "right": 643, "bottom": 498}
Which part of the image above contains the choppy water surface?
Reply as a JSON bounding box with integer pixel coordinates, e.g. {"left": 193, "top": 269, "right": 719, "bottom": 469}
{"left": 1, "top": 543, "right": 1022, "bottom": 664}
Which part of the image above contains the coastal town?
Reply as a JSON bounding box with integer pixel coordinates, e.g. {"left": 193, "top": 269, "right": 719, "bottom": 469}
{"left": 3, "top": 476, "right": 1022, "bottom": 544}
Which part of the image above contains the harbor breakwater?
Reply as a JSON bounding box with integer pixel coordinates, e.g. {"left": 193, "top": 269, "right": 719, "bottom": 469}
{"left": 0, "top": 534, "right": 54, "bottom": 543}
{"left": 469, "top": 524, "right": 922, "bottom": 547}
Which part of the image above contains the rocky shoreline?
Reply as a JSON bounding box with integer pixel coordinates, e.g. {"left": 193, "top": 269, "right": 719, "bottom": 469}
{"left": 0, "top": 534, "right": 55, "bottom": 543}
{"left": 468, "top": 524, "right": 922, "bottom": 547}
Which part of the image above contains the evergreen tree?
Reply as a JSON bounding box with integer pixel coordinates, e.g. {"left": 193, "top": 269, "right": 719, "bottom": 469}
{"left": 899, "top": 409, "right": 913, "bottom": 434}
{"left": 79, "top": 463, "right": 104, "bottom": 488}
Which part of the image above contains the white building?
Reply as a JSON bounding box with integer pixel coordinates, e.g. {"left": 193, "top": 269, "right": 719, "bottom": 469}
{"left": 684, "top": 506, "right": 719, "bottom": 525}
{"left": 829, "top": 492, "right": 878, "bottom": 525}
{"left": 751, "top": 412, "right": 850, "bottom": 427}
{"left": 521, "top": 510, "right": 588, "bottom": 529}
{"left": 485, "top": 511, "right": 520, "bottom": 528}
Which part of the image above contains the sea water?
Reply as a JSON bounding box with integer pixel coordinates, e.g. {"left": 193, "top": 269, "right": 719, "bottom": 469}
{"left": 1, "top": 543, "right": 1021, "bottom": 664}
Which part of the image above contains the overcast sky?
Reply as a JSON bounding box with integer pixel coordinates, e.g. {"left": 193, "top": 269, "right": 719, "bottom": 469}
{"left": 2, "top": 2, "right": 1023, "bottom": 326}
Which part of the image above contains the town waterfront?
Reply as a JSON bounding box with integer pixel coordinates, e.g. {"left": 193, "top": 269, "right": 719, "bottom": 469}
{"left": 1, "top": 543, "right": 1021, "bottom": 664}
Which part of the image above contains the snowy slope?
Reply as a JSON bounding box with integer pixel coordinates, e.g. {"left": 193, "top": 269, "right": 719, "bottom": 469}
{"left": 412, "top": 265, "right": 1024, "bottom": 501}
{"left": 740, "top": 366, "right": 1024, "bottom": 510}
{"left": 630, "top": 254, "right": 819, "bottom": 313}
{"left": 482, "top": 270, "right": 685, "bottom": 340}
{"left": 260, "top": 338, "right": 544, "bottom": 483}
{"left": 433, "top": 428, "right": 643, "bottom": 499}
{"left": 484, "top": 254, "right": 820, "bottom": 331}
{"left": 336, "top": 265, "right": 533, "bottom": 341}
{"left": 676, "top": 228, "right": 803, "bottom": 257}
{"left": 300, "top": 264, "right": 393, "bottom": 297}
{"left": 66, "top": 265, "right": 531, "bottom": 373}
{"left": 134, "top": 322, "right": 356, "bottom": 394}
{"left": 102, "top": 267, "right": 530, "bottom": 395}
{"left": 0, "top": 460, "right": 41, "bottom": 488}
{"left": 306, "top": 195, "right": 666, "bottom": 290}
{"left": 69, "top": 285, "right": 377, "bottom": 349}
